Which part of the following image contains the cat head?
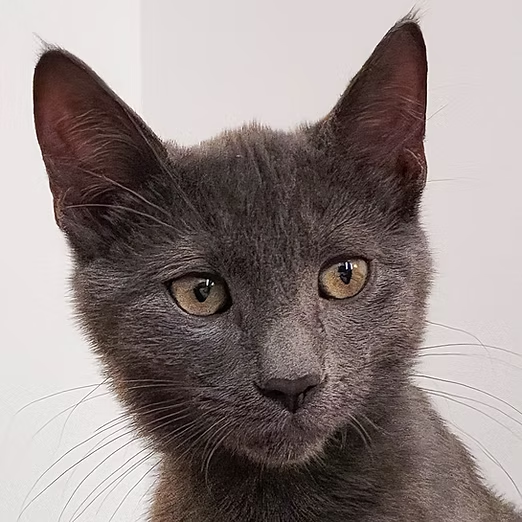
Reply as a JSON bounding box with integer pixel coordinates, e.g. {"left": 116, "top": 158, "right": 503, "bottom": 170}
{"left": 34, "top": 17, "right": 431, "bottom": 467}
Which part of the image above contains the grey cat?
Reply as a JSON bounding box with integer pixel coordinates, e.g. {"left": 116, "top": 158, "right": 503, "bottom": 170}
{"left": 33, "top": 15, "right": 521, "bottom": 522}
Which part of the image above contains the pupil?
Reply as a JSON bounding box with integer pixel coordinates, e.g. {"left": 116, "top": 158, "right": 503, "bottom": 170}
{"left": 194, "top": 279, "right": 214, "bottom": 302}
{"left": 338, "top": 262, "right": 353, "bottom": 284}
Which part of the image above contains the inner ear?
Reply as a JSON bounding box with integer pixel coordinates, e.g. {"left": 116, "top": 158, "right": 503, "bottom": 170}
{"left": 33, "top": 48, "right": 166, "bottom": 230}
{"left": 319, "top": 16, "right": 428, "bottom": 201}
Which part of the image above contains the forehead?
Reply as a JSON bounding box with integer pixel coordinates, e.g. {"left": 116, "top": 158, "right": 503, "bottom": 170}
{"left": 175, "top": 126, "right": 315, "bottom": 213}
{"left": 160, "top": 126, "right": 397, "bottom": 276}
{"left": 169, "top": 127, "right": 313, "bottom": 236}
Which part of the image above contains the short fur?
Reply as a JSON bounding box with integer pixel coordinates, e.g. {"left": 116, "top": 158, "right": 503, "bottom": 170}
{"left": 33, "top": 16, "right": 521, "bottom": 522}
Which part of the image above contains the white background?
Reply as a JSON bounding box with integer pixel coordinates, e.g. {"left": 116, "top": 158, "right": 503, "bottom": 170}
{"left": 1, "top": 1, "right": 521, "bottom": 520}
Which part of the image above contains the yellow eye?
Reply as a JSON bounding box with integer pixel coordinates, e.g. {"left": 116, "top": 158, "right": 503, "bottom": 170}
{"left": 168, "top": 275, "right": 230, "bottom": 316}
{"left": 319, "top": 259, "right": 369, "bottom": 299}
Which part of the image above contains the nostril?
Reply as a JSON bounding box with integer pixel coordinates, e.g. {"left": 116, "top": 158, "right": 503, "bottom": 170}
{"left": 263, "top": 388, "right": 289, "bottom": 404}
{"left": 257, "top": 374, "right": 323, "bottom": 413}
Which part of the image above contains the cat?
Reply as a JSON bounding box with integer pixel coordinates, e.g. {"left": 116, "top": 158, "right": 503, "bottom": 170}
{"left": 33, "top": 15, "right": 522, "bottom": 522}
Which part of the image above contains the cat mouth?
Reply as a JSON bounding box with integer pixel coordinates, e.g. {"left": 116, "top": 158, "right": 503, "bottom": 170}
{"left": 233, "top": 416, "right": 331, "bottom": 466}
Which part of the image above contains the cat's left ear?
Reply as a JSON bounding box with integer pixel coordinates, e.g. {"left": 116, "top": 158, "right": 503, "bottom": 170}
{"left": 320, "top": 17, "right": 428, "bottom": 209}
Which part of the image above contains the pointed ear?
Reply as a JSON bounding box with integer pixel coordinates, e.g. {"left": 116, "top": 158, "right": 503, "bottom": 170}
{"left": 322, "top": 17, "right": 428, "bottom": 200}
{"left": 33, "top": 48, "right": 166, "bottom": 240}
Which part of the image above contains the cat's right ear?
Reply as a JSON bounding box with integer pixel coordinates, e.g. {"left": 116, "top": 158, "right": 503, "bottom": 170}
{"left": 33, "top": 49, "right": 167, "bottom": 251}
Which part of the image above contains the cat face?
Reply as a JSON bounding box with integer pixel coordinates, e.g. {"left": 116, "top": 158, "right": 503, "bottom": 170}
{"left": 34, "top": 18, "right": 431, "bottom": 466}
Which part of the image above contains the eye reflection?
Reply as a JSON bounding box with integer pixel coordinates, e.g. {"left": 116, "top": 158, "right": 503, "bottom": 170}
{"left": 169, "top": 275, "right": 230, "bottom": 316}
{"left": 337, "top": 261, "right": 353, "bottom": 284}
{"left": 194, "top": 279, "right": 214, "bottom": 303}
{"left": 319, "top": 259, "right": 368, "bottom": 299}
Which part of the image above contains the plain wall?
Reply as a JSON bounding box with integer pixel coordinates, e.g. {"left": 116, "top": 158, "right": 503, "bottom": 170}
{"left": 0, "top": 1, "right": 520, "bottom": 521}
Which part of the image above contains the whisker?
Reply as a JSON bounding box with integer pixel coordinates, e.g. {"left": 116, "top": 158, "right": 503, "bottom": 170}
{"left": 28, "top": 391, "right": 113, "bottom": 442}
{"left": 425, "top": 178, "right": 474, "bottom": 184}
{"left": 93, "top": 398, "right": 193, "bottom": 435}
{"left": 131, "top": 474, "right": 157, "bottom": 520}
{"left": 20, "top": 397, "right": 197, "bottom": 513}
{"left": 16, "top": 382, "right": 109, "bottom": 415}
{"left": 200, "top": 419, "right": 230, "bottom": 483}
{"left": 349, "top": 414, "right": 374, "bottom": 459}
{"left": 421, "top": 388, "right": 522, "bottom": 445}
{"left": 20, "top": 402, "right": 189, "bottom": 518}
{"left": 19, "top": 418, "right": 134, "bottom": 520}
{"left": 445, "top": 419, "right": 522, "bottom": 502}
{"left": 419, "top": 352, "right": 522, "bottom": 373}
{"left": 15, "top": 378, "right": 191, "bottom": 414}
{"left": 56, "top": 381, "right": 110, "bottom": 450}
{"left": 203, "top": 423, "right": 234, "bottom": 492}
{"left": 427, "top": 102, "right": 449, "bottom": 122}
{"left": 414, "top": 374, "right": 522, "bottom": 420}
{"left": 420, "top": 386, "right": 522, "bottom": 431}
{"left": 425, "top": 320, "right": 493, "bottom": 364}
{"left": 104, "top": 417, "right": 212, "bottom": 522}
{"left": 57, "top": 410, "right": 193, "bottom": 522}
{"left": 118, "top": 418, "right": 213, "bottom": 518}
{"left": 358, "top": 412, "right": 387, "bottom": 437}
{"left": 18, "top": 427, "right": 137, "bottom": 520}
{"left": 420, "top": 343, "right": 522, "bottom": 361}
{"left": 63, "top": 421, "right": 133, "bottom": 493}
{"left": 114, "top": 418, "right": 224, "bottom": 522}
{"left": 107, "top": 457, "right": 162, "bottom": 522}
{"left": 96, "top": 453, "right": 159, "bottom": 519}
{"left": 71, "top": 446, "right": 158, "bottom": 522}
{"left": 72, "top": 418, "right": 206, "bottom": 521}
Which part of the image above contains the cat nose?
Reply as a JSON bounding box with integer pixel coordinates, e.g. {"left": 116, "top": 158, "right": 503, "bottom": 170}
{"left": 258, "top": 374, "right": 322, "bottom": 413}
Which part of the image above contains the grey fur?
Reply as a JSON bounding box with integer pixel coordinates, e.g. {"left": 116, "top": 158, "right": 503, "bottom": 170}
{"left": 33, "top": 15, "right": 521, "bottom": 522}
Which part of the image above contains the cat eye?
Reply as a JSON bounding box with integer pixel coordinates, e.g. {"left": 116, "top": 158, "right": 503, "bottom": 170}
{"left": 168, "top": 275, "right": 230, "bottom": 316}
{"left": 319, "top": 259, "right": 369, "bottom": 299}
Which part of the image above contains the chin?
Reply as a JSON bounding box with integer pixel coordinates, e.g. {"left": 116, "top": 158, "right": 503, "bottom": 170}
{"left": 229, "top": 422, "right": 331, "bottom": 467}
{"left": 240, "top": 439, "right": 326, "bottom": 467}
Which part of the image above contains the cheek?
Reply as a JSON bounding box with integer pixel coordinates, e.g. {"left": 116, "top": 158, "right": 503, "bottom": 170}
{"left": 108, "top": 290, "right": 248, "bottom": 378}
{"left": 157, "top": 320, "right": 254, "bottom": 387}
{"left": 319, "top": 284, "right": 419, "bottom": 376}
{"left": 322, "top": 321, "right": 374, "bottom": 390}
